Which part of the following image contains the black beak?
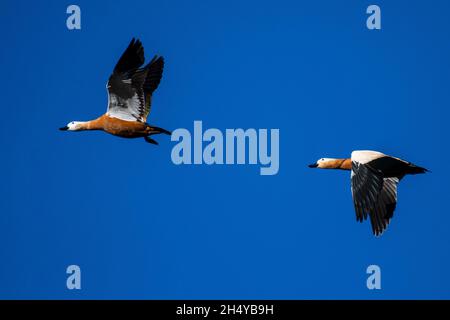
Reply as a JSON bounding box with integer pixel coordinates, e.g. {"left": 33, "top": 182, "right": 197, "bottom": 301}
{"left": 59, "top": 126, "right": 69, "bottom": 131}
{"left": 308, "top": 163, "right": 318, "bottom": 168}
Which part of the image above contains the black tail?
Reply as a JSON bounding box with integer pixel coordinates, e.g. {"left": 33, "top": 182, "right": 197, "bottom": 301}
{"left": 407, "top": 163, "right": 429, "bottom": 175}
{"left": 149, "top": 126, "right": 171, "bottom": 136}
{"left": 144, "top": 126, "right": 170, "bottom": 146}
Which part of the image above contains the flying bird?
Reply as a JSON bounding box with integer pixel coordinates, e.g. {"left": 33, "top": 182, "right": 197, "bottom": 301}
{"left": 60, "top": 38, "right": 170, "bottom": 145}
{"left": 308, "top": 150, "right": 428, "bottom": 236}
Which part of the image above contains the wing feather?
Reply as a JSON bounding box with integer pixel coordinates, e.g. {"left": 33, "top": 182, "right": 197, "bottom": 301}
{"left": 105, "top": 39, "right": 164, "bottom": 123}
{"left": 351, "top": 161, "right": 400, "bottom": 236}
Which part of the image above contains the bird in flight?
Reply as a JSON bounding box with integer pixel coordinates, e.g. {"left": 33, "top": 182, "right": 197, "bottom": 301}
{"left": 60, "top": 38, "right": 170, "bottom": 145}
{"left": 308, "top": 150, "right": 428, "bottom": 236}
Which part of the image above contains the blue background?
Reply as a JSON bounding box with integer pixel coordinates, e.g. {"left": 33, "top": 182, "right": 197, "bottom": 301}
{"left": 0, "top": 0, "right": 448, "bottom": 299}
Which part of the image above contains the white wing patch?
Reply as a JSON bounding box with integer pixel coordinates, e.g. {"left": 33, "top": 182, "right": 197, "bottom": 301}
{"left": 107, "top": 92, "right": 145, "bottom": 122}
{"left": 351, "top": 150, "right": 386, "bottom": 164}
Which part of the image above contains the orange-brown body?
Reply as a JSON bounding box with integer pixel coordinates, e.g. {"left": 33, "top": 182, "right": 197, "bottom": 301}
{"left": 82, "top": 114, "right": 155, "bottom": 138}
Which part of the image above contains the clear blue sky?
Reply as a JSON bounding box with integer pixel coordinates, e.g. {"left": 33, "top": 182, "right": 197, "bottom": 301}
{"left": 0, "top": 0, "right": 449, "bottom": 299}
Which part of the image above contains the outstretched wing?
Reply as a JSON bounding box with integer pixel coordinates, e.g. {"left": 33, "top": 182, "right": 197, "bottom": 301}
{"left": 141, "top": 55, "right": 164, "bottom": 122}
{"left": 106, "top": 39, "right": 164, "bottom": 123}
{"left": 113, "top": 38, "right": 144, "bottom": 74}
{"left": 351, "top": 161, "right": 399, "bottom": 236}
{"left": 107, "top": 70, "right": 148, "bottom": 122}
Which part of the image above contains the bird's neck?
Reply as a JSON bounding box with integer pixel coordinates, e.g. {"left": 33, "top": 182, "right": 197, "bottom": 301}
{"left": 79, "top": 117, "right": 104, "bottom": 130}
{"left": 324, "top": 158, "right": 352, "bottom": 170}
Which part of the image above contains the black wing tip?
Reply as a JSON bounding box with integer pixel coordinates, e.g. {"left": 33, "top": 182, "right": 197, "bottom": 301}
{"left": 113, "top": 38, "right": 145, "bottom": 74}
{"left": 125, "top": 37, "right": 143, "bottom": 53}
{"left": 129, "top": 37, "right": 141, "bottom": 46}
{"left": 371, "top": 219, "right": 390, "bottom": 237}
{"left": 355, "top": 198, "right": 393, "bottom": 237}
{"left": 371, "top": 208, "right": 392, "bottom": 237}
{"left": 148, "top": 54, "right": 165, "bottom": 66}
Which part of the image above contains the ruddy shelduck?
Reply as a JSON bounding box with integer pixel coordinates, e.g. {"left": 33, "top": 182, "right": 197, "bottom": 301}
{"left": 60, "top": 38, "right": 170, "bottom": 145}
{"left": 309, "top": 150, "right": 428, "bottom": 236}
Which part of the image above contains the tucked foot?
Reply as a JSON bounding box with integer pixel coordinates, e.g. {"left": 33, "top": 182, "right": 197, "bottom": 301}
{"left": 144, "top": 136, "right": 159, "bottom": 145}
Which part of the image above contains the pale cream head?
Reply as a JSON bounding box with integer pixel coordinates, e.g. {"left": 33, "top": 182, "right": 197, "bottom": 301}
{"left": 310, "top": 158, "right": 338, "bottom": 169}
{"left": 60, "top": 121, "right": 85, "bottom": 131}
